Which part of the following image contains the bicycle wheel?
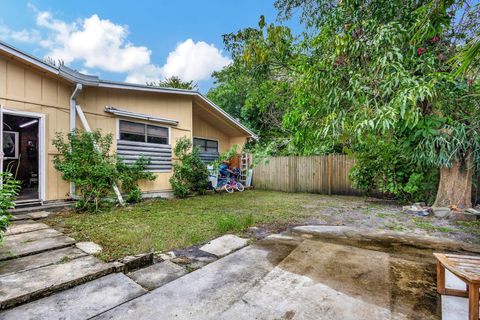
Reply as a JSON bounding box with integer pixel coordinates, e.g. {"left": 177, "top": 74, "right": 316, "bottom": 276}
{"left": 235, "top": 182, "right": 245, "bottom": 192}
{"left": 224, "top": 183, "right": 234, "bottom": 193}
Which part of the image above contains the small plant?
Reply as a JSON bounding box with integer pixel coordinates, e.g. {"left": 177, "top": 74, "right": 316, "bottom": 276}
{"left": 216, "top": 214, "right": 254, "bottom": 233}
{"left": 169, "top": 137, "right": 209, "bottom": 198}
{"left": 116, "top": 157, "right": 156, "bottom": 203}
{"left": 0, "top": 172, "right": 20, "bottom": 244}
{"left": 53, "top": 130, "right": 156, "bottom": 212}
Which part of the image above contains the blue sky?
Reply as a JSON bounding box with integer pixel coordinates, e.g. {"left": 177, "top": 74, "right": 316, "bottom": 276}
{"left": 0, "top": 1, "right": 302, "bottom": 92}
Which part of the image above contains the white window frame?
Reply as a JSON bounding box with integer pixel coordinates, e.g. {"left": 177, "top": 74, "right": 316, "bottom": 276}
{"left": 116, "top": 118, "right": 171, "bottom": 146}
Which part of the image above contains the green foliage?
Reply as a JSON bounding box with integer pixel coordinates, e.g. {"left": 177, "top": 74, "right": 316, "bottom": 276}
{"left": 207, "top": 18, "right": 296, "bottom": 143}
{"left": 53, "top": 130, "right": 156, "bottom": 212}
{"left": 147, "top": 75, "right": 198, "bottom": 90}
{"left": 116, "top": 157, "right": 156, "bottom": 203}
{"left": 208, "top": 0, "right": 479, "bottom": 203}
{"left": 0, "top": 172, "right": 20, "bottom": 243}
{"left": 216, "top": 213, "right": 254, "bottom": 233}
{"left": 169, "top": 137, "right": 209, "bottom": 198}
{"left": 349, "top": 137, "right": 439, "bottom": 204}
{"left": 211, "top": 144, "right": 239, "bottom": 169}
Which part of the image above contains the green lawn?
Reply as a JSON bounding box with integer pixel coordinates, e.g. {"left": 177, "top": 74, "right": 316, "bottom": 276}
{"left": 45, "top": 190, "right": 320, "bottom": 261}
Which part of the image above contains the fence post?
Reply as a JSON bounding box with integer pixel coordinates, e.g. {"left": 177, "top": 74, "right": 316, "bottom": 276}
{"left": 328, "top": 154, "right": 333, "bottom": 195}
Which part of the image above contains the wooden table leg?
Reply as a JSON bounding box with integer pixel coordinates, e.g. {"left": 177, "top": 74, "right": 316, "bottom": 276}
{"left": 437, "top": 261, "right": 446, "bottom": 294}
{"left": 469, "top": 284, "right": 479, "bottom": 320}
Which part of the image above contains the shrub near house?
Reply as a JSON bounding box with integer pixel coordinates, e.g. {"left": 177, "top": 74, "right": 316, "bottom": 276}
{"left": 0, "top": 172, "right": 20, "bottom": 243}
{"left": 53, "top": 130, "right": 155, "bottom": 212}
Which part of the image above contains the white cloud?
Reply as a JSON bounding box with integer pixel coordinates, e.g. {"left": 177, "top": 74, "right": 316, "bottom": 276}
{"left": 125, "top": 39, "right": 231, "bottom": 85}
{"left": 36, "top": 12, "right": 151, "bottom": 73}
{"left": 161, "top": 39, "right": 231, "bottom": 81}
{"left": 0, "top": 24, "right": 41, "bottom": 43}
{"left": 2, "top": 7, "right": 231, "bottom": 86}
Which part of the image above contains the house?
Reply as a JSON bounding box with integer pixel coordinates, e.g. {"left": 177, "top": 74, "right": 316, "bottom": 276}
{"left": 0, "top": 40, "right": 257, "bottom": 205}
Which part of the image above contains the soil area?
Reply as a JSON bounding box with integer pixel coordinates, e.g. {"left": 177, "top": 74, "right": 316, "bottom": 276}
{"left": 288, "top": 195, "right": 480, "bottom": 244}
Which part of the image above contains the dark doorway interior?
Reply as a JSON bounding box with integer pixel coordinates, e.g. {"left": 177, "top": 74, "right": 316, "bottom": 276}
{"left": 3, "top": 114, "right": 39, "bottom": 201}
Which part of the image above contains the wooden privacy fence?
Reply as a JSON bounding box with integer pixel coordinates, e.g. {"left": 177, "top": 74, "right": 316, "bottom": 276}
{"left": 253, "top": 154, "right": 360, "bottom": 195}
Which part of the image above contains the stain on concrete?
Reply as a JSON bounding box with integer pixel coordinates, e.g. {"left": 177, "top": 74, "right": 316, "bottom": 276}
{"left": 274, "top": 239, "right": 439, "bottom": 319}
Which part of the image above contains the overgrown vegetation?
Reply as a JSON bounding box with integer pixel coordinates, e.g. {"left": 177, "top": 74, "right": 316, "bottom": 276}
{"left": 53, "top": 130, "right": 155, "bottom": 212}
{"left": 208, "top": 0, "right": 480, "bottom": 206}
{"left": 0, "top": 172, "right": 20, "bottom": 243}
{"left": 169, "top": 137, "right": 209, "bottom": 198}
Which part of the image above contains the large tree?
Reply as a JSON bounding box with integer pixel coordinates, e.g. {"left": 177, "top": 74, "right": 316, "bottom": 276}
{"left": 272, "top": 0, "right": 479, "bottom": 207}
{"left": 209, "top": 0, "right": 479, "bottom": 206}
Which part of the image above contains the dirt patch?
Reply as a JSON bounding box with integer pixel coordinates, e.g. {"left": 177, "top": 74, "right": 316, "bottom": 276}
{"left": 389, "top": 258, "right": 438, "bottom": 319}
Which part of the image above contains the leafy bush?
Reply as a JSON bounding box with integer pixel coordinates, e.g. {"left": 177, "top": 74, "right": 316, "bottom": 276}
{"left": 349, "top": 138, "right": 439, "bottom": 204}
{"left": 0, "top": 172, "right": 20, "bottom": 243}
{"left": 169, "top": 137, "right": 209, "bottom": 198}
{"left": 116, "top": 157, "right": 156, "bottom": 203}
{"left": 53, "top": 130, "right": 156, "bottom": 212}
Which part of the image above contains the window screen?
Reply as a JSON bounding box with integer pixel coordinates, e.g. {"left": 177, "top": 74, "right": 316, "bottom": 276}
{"left": 193, "top": 138, "right": 218, "bottom": 153}
{"left": 119, "top": 120, "right": 169, "bottom": 145}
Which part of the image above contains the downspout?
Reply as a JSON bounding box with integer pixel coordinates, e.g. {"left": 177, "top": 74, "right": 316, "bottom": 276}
{"left": 69, "top": 83, "right": 82, "bottom": 199}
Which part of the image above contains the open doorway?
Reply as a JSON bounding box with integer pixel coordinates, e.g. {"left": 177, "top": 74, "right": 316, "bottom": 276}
{"left": 3, "top": 114, "right": 40, "bottom": 202}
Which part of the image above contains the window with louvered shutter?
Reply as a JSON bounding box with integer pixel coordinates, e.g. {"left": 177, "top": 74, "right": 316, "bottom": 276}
{"left": 117, "top": 120, "right": 172, "bottom": 172}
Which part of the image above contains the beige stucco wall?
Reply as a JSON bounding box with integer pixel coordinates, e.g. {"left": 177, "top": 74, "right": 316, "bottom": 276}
{"left": 76, "top": 87, "right": 194, "bottom": 191}
{"left": 0, "top": 52, "right": 250, "bottom": 201}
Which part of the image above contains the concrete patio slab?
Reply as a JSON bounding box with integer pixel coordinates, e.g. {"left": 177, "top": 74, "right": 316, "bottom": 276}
{"left": 2, "top": 228, "right": 62, "bottom": 243}
{"left": 200, "top": 234, "right": 248, "bottom": 257}
{"left": 127, "top": 260, "right": 186, "bottom": 290}
{"left": 0, "top": 255, "right": 115, "bottom": 309}
{"left": 218, "top": 240, "right": 418, "bottom": 320}
{"left": 4, "top": 221, "right": 50, "bottom": 236}
{"left": 0, "top": 273, "right": 146, "bottom": 320}
{"left": 76, "top": 241, "right": 102, "bottom": 255}
{"left": 26, "top": 211, "right": 51, "bottom": 219}
{"left": 92, "top": 241, "right": 297, "bottom": 320}
{"left": 0, "top": 246, "right": 87, "bottom": 276}
{"left": 0, "top": 234, "right": 75, "bottom": 261}
{"left": 9, "top": 215, "right": 29, "bottom": 222}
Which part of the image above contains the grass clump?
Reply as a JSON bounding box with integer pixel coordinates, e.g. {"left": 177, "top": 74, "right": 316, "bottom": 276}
{"left": 216, "top": 214, "right": 254, "bottom": 233}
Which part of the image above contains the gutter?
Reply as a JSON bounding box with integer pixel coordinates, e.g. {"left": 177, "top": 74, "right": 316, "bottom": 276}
{"left": 69, "top": 83, "right": 83, "bottom": 199}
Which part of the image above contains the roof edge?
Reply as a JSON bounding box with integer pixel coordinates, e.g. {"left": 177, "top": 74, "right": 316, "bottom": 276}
{"left": 0, "top": 40, "right": 258, "bottom": 139}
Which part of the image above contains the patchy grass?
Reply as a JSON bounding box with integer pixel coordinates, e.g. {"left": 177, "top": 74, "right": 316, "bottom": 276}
{"left": 456, "top": 221, "right": 480, "bottom": 235}
{"left": 44, "top": 190, "right": 478, "bottom": 262}
{"left": 45, "top": 190, "right": 320, "bottom": 261}
{"left": 413, "top": 218, "right": 457, "bottom": 233}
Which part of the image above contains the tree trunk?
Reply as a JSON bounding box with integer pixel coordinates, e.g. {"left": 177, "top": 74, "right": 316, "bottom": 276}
{"left": 434, "top": 159, "right": 473, "bottom": 208}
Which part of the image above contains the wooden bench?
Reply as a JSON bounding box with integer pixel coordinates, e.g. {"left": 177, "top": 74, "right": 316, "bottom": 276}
{"left": 434, "top": 253, "right": 480, "bottom": 320}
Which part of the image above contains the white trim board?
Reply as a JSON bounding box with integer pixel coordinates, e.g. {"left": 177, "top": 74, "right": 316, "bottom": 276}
{"left": 2, "top": 108, "right": 46, "bottom": 202}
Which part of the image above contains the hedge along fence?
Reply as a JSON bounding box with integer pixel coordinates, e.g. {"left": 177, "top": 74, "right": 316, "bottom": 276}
{"left": 253, "top": 154, "right": 361, "bottom": 195}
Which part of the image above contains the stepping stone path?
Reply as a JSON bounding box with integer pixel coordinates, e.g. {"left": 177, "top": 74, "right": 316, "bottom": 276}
{"left": 0, "top": 211, "right": 252, "bottom": 317}
{"left": 0, "top": 273, "right": 146, "bottom": 320}
{"left": 200, "top": 234, "right": 249, "bottom": 257}
{"left": 76, "top": 242, "right": 103, "bottom": 255}
{"left": 128, "top": 260, "right": 186, "bottom": 290}
{"left": 0, "top": 214, "right": 116, "bottom": 309}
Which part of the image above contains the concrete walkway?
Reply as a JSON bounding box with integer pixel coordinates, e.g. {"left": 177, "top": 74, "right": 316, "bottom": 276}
{"left": 0, "top": 214, "right": 117, "bottom": 309}
{"left": 1, "top": 222, "right": 477, "bottom": 319}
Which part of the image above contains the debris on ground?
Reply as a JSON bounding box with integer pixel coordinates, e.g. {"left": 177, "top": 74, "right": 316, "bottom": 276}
{"left": 402, "top": 203, "right": 432, "bottom": 217}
